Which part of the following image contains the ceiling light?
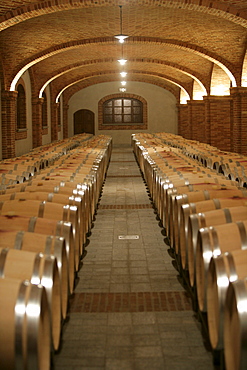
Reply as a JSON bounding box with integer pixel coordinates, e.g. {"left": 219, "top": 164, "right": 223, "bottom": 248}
{"left": 121, "top": 81, "right": 127, "bottom": 86}
{"left": 119, "top": 87, "right": 126, "bottom": 92}
{"left": 115, "top": 35, "right": 128, "bottom": 44}
{"left": 118, "top": 59, "right": 127, "bottom": 65}
{"left": 114, "top": 6, "right": 129, "bottom": 43}
{"left": 120, "top": 72, "right": 127, "bottom": 77}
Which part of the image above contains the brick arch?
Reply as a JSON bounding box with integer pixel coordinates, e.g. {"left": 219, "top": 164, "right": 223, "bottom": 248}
{"left": 64, "top": 76, "right": 180, "bottom": 106}
{"left": 98, "top": 93, "right": 148, "bottom": 130}
{"left": 9, "top": 37, "right": 236, "bottom": 92}
{"left": 1, "top": 0, "right": 247, "bottom": 32}
{"left": 40, "top": 56, "right": 206, "bottom": 99}
{"left": 55, "top": 70, "right": 185, "bottom": 103}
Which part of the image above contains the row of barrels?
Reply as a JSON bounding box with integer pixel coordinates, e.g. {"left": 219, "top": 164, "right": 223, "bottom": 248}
{"left": 0, "top": 134, "right": 112, "bottom": 369}
{"left": 153, "top": 132, "right": 247, "bottom": 186}
{"left": 132, "top": 132, "right": 247, "bottom": 370}
{"left": 0, "top": 133, "right": 93, "bottom": 187}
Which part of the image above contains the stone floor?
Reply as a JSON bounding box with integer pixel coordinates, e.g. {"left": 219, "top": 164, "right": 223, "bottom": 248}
{"left": 54, "top": 145, "right": 218, "bottom": 370}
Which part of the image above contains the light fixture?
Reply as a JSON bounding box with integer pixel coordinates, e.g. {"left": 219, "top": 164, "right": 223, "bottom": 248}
{"left": 120, "top": 72, "right": 127, "bottom": 77}
{"left": 114, "top": 6, "right": 129, "bottom": 43}
{"left": 118, "top": 59, "right": 127, "bottom": 65}
{"left": 115, "top": 35, "right": 128, "bottom": 43}
{"left": 121, "top": 81, "right": 126, "bottom": 86}
{"left": 119, "top": 87, "right": 126, "bottom": 92}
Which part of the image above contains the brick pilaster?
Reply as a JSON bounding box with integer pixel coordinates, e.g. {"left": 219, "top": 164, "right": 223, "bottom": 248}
{"left": 63, "top": 103, "right": 69, "bottom": 139}
{"left": 230, "top": 87, "right": 247, "bottom": 155}
{"left": 187, "top": 100, "right": 205, "bottom": 141}
{"left": 1, "top": 90, "right": 18, "bottom": 159}
{"left": 177, "top": 104, "right": 189, "bottom": 138}
{"left": 51, "top": 101, "right": 58, "bottom": 142}
{"left": 203, "top": 95, "right": 233, "bottom": 152}
{"left": 32, "top": 97, "right": 43, "bottom": 148}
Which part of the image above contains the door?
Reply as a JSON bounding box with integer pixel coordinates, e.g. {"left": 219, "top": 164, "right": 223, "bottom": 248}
{"left": 74, "top": 109, "right": 95, "bottom": 135}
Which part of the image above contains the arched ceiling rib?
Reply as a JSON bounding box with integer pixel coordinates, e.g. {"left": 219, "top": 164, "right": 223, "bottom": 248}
{"left": 1, "top": 0, "right": 247, "bottom": 30}
{"left": 62, "top": 73, "right": 182, "bottom": 103}
{"left": 0, "top": 1, "right": 247, "bottom": 100}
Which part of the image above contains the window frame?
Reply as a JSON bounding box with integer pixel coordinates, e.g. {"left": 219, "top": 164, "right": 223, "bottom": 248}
{"left": 103, "top": 98, "right": 143, "bottom": 125}
{"left": 98, "top": 93, "right": 147, "bottom": 130}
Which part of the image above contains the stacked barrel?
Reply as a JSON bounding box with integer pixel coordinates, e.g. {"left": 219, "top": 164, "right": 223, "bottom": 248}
{"left": 0, "top": 133, "right": 112, "bottom": 370}
{"left": 132, "top": 132, "right": 247, "bottom": 370}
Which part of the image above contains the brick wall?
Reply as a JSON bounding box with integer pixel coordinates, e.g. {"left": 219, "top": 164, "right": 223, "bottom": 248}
{"left": 2, "top": 88, "right": 247, "bottom": 158}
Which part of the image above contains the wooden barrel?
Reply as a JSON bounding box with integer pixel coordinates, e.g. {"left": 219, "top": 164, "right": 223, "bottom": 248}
{"left": 0, "top": 199, "right": 80, "bottom": 272}
{"left": 196, "top": 220, "right": 247, "bottom": 313}
{"left": 207, "top": 249, "right": 247, "bottom": 351}
{"left": 169, "top": 186, "right": 242, "bottom": 250}
{"left": 0, "top": 248, "right": 61, "bottom": 350}
{"left": 27, "top": 181, "right": 90, "bottom": 239}
{"left": 37, "top": 172, "right": 97, "bottom": 219}
{"left": 179, "top": 197, "right": 247, "bottom": 271}
{"left": 1, "top": 179, "right": 91, "bottom": 237}
{"left": 0, "top": 162, "right": 39, "bottom": 175}
{"left": 224, "top": 277, "right": 247, "bottom": 370}
{"left": 165, "top": 183, "right": 238, "bottom": 230}
{"left": 30, "top": 175, "right": 94, "bottom": 231}
{"left": 152, "top": 165, "right": 208, "bottom": 213}
{"left": 188, "top": 206, "right": 247, "bottom": 291}
{"left": 0, "top": 168, "right": 33, "bottom": 181}
{"left": 0, "top": 230, "right": 68, "bottom": 319}
{"left": 0, "top": 173, "right": 26, "bottom": 185}
{"left": 171, "top": 188, "right": 247, "bottom": 249}
{"left": 0, "top": 214, "right": 75, "bottom": 295}
{"left": 0, "top": 277, "right": 50, "bottom": 370}
{"left": 152, "top": 165, "right": 210, "bottom": 223}
{"left": 0, "top": 191, "right": 85, "bottom": 258}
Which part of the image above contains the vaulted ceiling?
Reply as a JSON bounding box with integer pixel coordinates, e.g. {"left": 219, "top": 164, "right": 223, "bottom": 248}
{"left": 1, "top": 0, "right": 247, "bottom": 103}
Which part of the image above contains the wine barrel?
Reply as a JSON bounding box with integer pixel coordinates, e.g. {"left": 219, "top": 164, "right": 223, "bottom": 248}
{"left": 0, "top": 191, "right": 85, "bottom": 258}
{"left": 188, "top": 206, "right": 247, "bottom": 290}
{"left": 169, "top": 186, "right": 242, "bottom": 251}
{"left": 0, "top": 214, "right": 75, "bottom": 294}
{"left": 0, "top": 162, "right": 39, "bottom": 175}
{"left": 0, "top": 248, "right": 61, "bottom": 350}
{"left": 0, "top": 168, "right": 33, "bottom": 181}
{"left": 171, "top": 188, "right": 247, "bottom": 252}
{"left": 0, "top": 277, "right": 50, "bottom": 370}
{"left": 0, "top": 173, "right": 26, "bottom": 185}
{"left": 207, "top": 249, "right": 247, "bottom": 351}
{"left": 196, "top": 220, "right": 247, "bottom": 313}
{"left": 152, "top": 165, "right": 210, "bottom": 216}
{"left": 0, "top": 230, "right": 68, "bottom": 319}
{"left": 2, "top": 179, "right": 91, "bottom": 237}
{"left": 224, "top": 277, "right": 247, "bottom": 370}
{"left": 31, "top": 175, "right": 95, "bottom": 231}
{"left": 179, "top": 197, "right": 247, "bottom": 271}
{"left": 0, "top": 199, "right": 80, "bottom": 272}
{"left": 27, "top": 181, "right": 90, "bottom": 240}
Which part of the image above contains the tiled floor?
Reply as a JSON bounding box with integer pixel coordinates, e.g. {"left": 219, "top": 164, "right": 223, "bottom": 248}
{"left": 54, "top": 145, "right": 217, "bottom": 370}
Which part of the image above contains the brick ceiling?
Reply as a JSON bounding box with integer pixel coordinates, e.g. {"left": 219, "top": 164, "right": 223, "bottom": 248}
{"left": 1, "top": 0, "right": 247, "bottom": 102}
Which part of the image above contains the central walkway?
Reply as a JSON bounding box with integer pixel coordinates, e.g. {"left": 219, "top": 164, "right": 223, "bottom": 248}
{"left": 54, "top": 145, "right": 216, "bottom": 370}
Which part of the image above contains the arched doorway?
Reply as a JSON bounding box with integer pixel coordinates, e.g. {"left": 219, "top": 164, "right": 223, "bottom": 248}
{"left": 73, "top": 109, "right": 95, "bottom": 135}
